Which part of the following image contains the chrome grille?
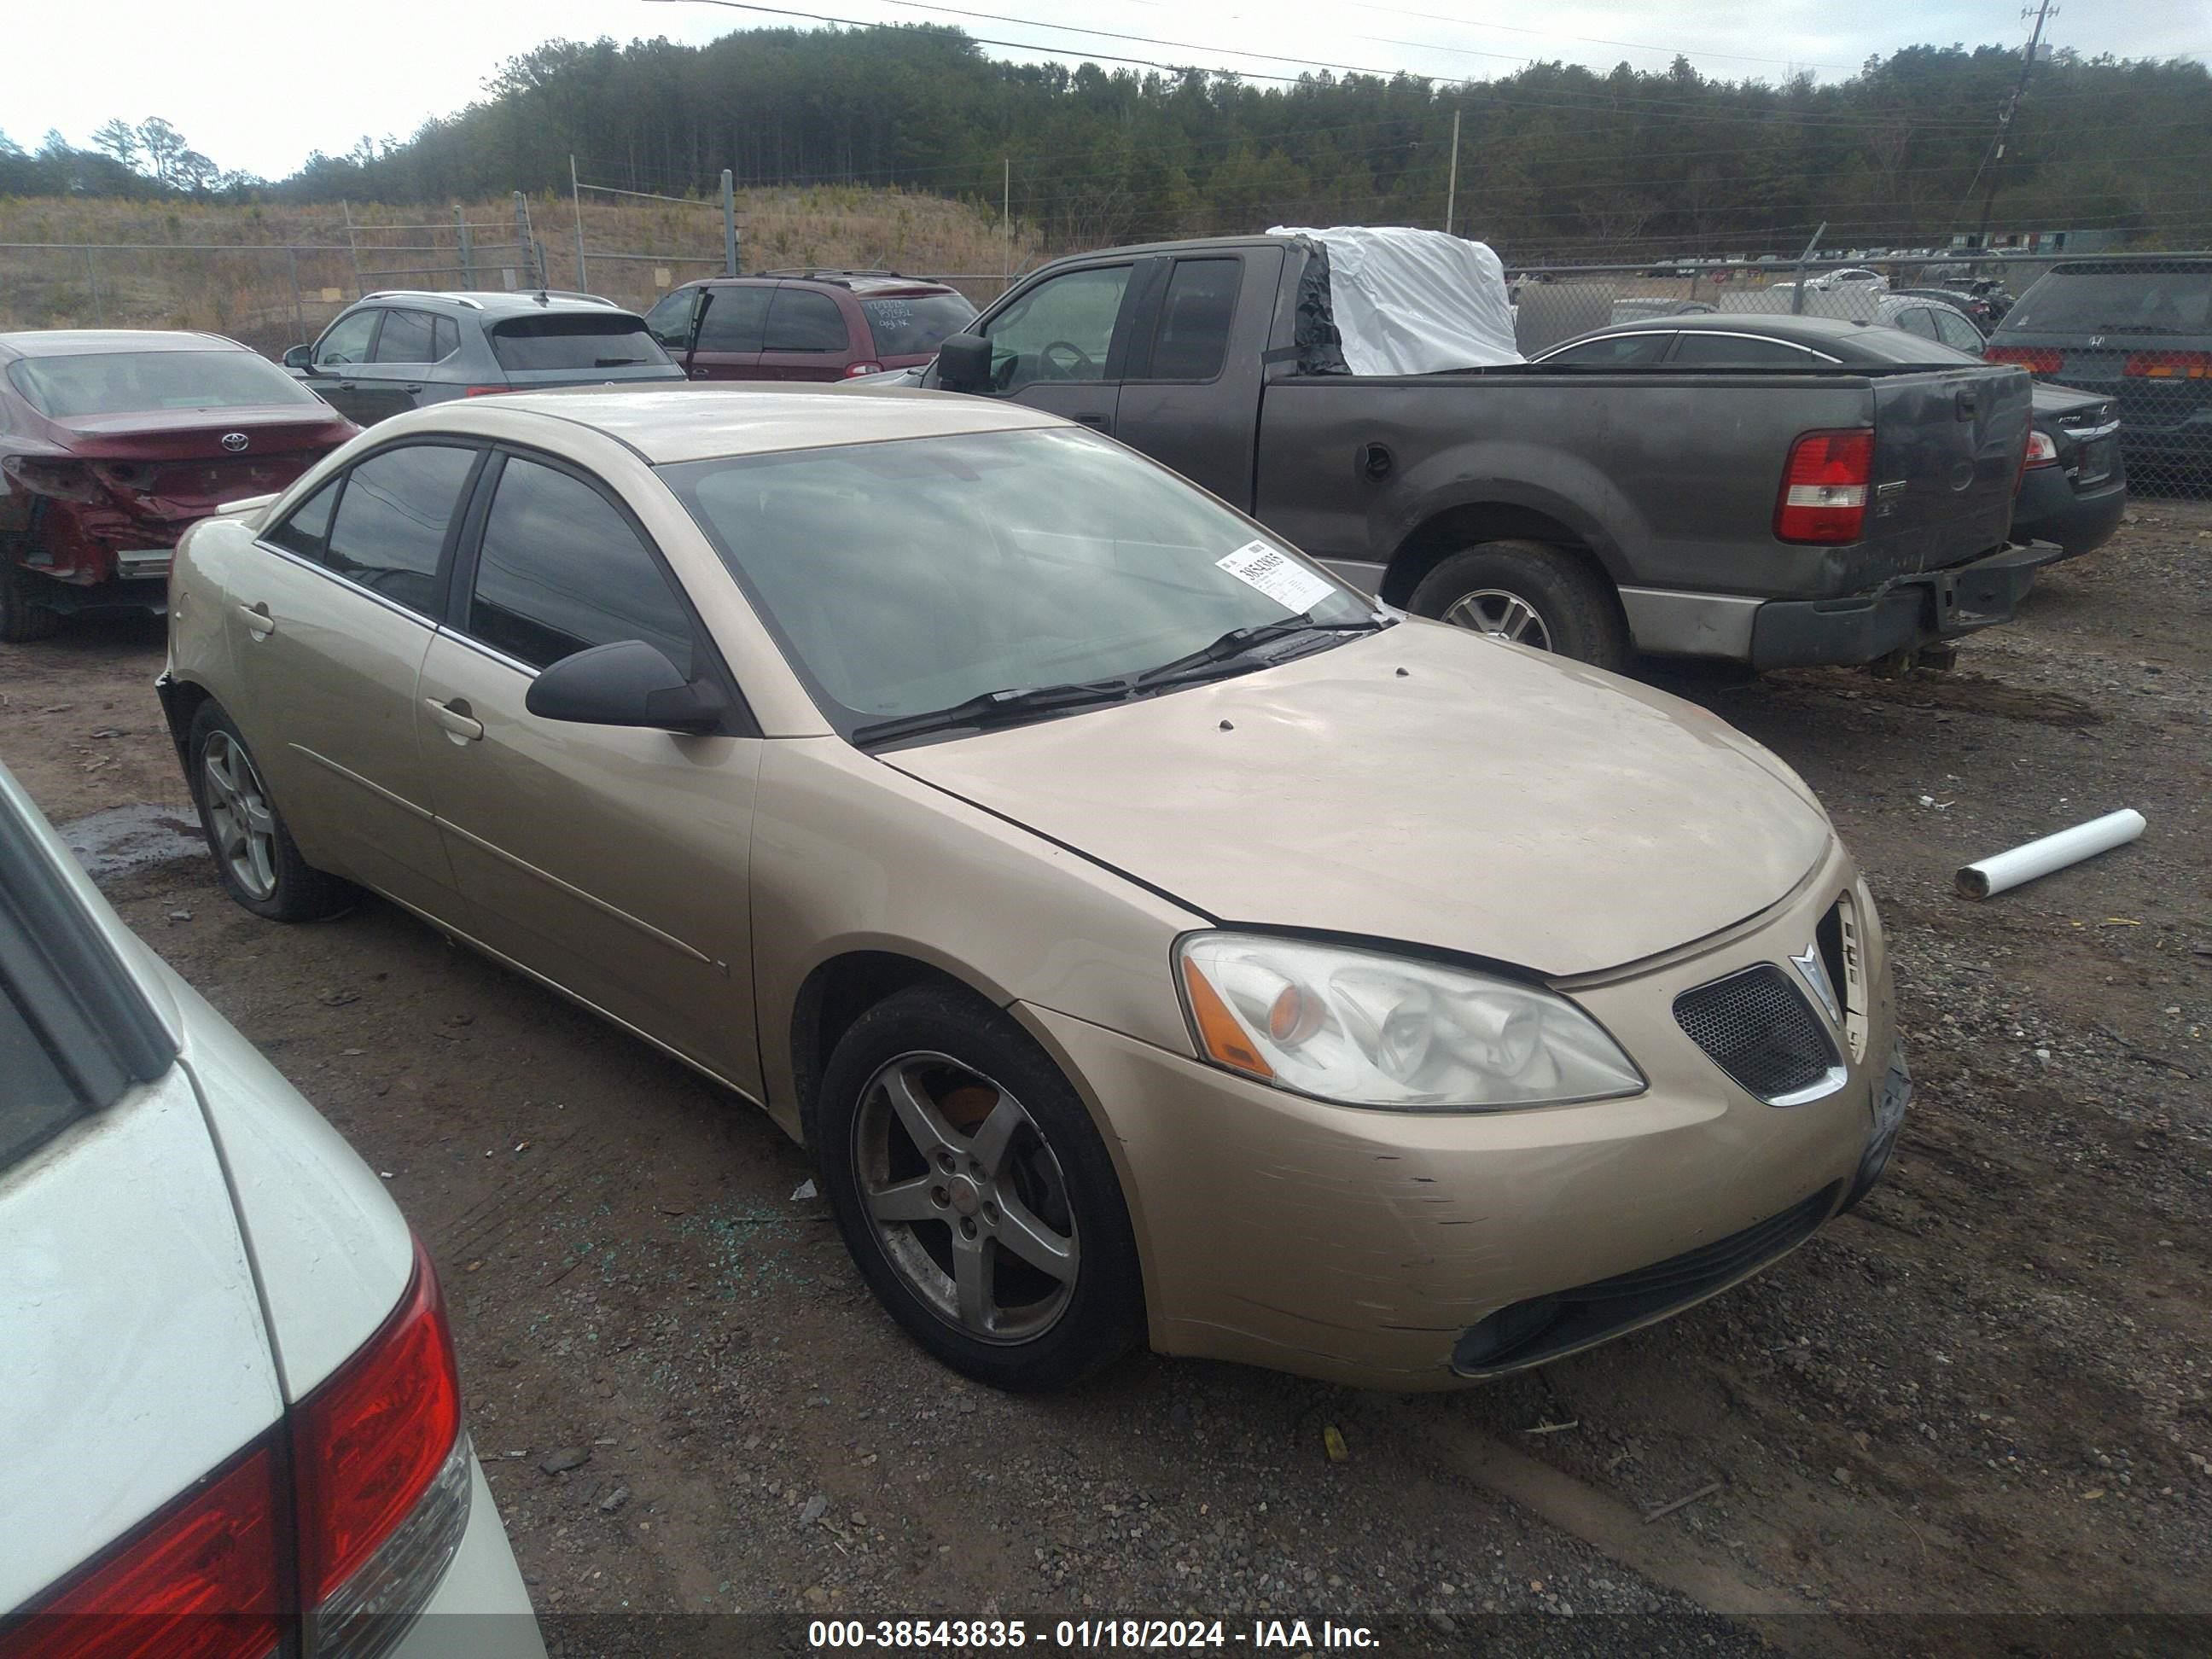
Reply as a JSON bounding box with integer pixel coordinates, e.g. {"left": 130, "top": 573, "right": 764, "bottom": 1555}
{"left": 1674, "top": 963, "right": 1838, "bottom": 1103}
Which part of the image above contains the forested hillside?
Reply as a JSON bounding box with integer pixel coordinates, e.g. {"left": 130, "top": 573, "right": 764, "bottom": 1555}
{"left": 9, "top": 26, "right": 2209, "bottom": 257}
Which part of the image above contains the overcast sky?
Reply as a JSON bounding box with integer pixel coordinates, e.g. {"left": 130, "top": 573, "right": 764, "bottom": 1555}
{"left": 9, "top": 0, "right": 2205, "bottom": 179}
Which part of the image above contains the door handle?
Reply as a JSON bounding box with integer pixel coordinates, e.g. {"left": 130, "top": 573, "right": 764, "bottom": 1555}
{"left": 402, "top": 383, "right": 422, "bottom": 393}
{"left": 1073, "top": 412, "right": 1110, "bottom": 428}
{"left": 691, "top": 367, "right": 711, "bottom": 378}
{"left": 425, "top": 697, "right": 484, "bottom": 743}
{"left": 238, "top": 602, "right": 275, "bottom": 638}
{"left": 337, "top": 381, "right": 358, "bottom": 392}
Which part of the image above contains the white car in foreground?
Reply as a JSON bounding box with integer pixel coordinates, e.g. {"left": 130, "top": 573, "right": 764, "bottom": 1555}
{"left": 0, "top": 761, "right": 542, "bottom": 1657}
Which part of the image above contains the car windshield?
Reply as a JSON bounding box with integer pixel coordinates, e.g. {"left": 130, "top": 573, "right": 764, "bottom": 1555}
{"left": 660, "top": 427, "right": 1377, "bottom": 734}
{"left": 2003, "top": 267, "right": 2212, "bottom": 335}
{"left": 861, "top": 292, "right": 979, "bottom": 358}
{"left": 487, "top": 314, "right": 674, "bottom": 371}
{"left": 8, "top": 350, "right": 324, "bottom": 418}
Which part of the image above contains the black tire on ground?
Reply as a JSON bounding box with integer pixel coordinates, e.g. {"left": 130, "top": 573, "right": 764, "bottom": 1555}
{"left": 814, "top": 984, "right": 1145, "bottom": 1392}
{"left": 186, "top": 700, "right": 358, "bottom": 922}
{"left": 0, "top": 550, "right": 63, "bottom": 643}
{"left": 1406, "top": 538, "right": 1631, "bottom": 672}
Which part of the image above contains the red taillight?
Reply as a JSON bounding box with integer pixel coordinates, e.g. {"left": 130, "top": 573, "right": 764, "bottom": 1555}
{"left": 0, "top": 455, "right": 104, "bottom": 504}
{"left": 2124, "top": 350, "right": 2212, "bottom": 380}
{"left": 461, "top": 385, "right": 509, "bottom": 397}
{"left": 842, "top": 360, "right": 886, "bottom": 378}
{"left": 1775, "top": 428, "right": 1874, "bottom": 544}
{"left": 4, "top": 1442, "right": 283, "bottom": 1659}
{"left": 291, "top": 1238, "right": 461, "bottom": 1604}
{"left": 1986, "top": 346, "right": 2061, "bottom": 375}
{"left": 2024, "top": 430, "right": 2060, "bottom": 468}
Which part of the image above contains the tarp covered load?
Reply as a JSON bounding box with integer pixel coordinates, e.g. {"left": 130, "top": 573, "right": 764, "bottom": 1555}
{"left": 1267, "top": 225, "right": 1524, "bottom": 375}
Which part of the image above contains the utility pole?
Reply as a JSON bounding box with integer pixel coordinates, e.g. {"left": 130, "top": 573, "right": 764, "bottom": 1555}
{"left": 1002, "top": 157, "right": 1011, "bottom": 282}
{"left": 1975, "top": 0, "right": 2057, "bottom": 250}
{"left": 722, "top": 169, "right": 738, "bottom": 275}
{"left": 570, "top": 155, "right": 589, "bottom": 290}
{"left": 1444, "top": 108, "right": 1461, "bottom": 237}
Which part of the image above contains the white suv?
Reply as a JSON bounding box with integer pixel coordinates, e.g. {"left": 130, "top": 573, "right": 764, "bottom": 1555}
{"left": 0, "top": 761, "right": 544, "bottom": 1658}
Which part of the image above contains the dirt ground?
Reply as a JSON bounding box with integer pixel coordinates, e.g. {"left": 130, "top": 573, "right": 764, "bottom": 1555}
{"left": 3, "top": 504, "right": 2207, "bottom": 1656}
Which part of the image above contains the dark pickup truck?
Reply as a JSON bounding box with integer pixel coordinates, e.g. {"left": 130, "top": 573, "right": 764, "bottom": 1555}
{"left": 917, "top": 234, "right": 2047, "bottom": 671}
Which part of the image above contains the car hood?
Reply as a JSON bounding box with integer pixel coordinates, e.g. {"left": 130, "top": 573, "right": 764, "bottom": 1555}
{"left": 882, "top": 621, "right": 1834, "bottom": 978}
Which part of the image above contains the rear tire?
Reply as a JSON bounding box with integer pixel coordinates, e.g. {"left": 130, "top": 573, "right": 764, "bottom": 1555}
{"left": 187, "top": 701, "right": 358, "bottom": 922}
{"left": 815, "top": 984, "right": 1145, "bottom": 1392}
{"left": 0, "top": 548, "right": 63, "bottom": 643}
{"left": 1408, "top": 539, "right": 1629, "bottom": 672}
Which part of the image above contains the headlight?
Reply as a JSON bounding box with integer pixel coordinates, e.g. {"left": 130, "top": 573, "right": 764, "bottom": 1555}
{"left": 1175, "top": 932, "right": 1644, "bottom": 1110}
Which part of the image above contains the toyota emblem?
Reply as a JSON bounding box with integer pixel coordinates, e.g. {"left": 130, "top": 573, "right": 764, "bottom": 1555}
{"left": 220, "top": 432, "right": 250, "bottom": 453}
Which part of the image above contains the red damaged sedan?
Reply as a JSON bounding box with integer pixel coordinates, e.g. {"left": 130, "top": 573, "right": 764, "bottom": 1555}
{"left": 0, "top": 330, "right": 356, "bottom": 641}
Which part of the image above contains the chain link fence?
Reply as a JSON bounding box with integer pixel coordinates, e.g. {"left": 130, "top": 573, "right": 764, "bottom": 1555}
{"left": 3, "top": 229, "right": 2201, "bottom": 492}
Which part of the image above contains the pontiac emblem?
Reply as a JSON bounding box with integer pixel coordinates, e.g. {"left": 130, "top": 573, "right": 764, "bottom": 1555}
{"left": 220, "top": 432, "right": 249, "bottom": 453}
{"left": 1790, "top": 943, "right": 1842, "bottom": 1027}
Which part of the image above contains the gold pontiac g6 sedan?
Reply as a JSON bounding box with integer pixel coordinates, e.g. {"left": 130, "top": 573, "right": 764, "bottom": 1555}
{"left": 160, "top": 387, "right": 1911, "bottom": 1392}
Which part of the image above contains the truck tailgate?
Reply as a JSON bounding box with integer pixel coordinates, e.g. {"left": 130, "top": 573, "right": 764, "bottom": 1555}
{"left": 1857, "top": 365, "right": 2032, "bottom": 582}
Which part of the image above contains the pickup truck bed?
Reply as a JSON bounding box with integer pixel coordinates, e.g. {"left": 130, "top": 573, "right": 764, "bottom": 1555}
{"left": 919, "top": 235, "right": 2043, "bottom": 670}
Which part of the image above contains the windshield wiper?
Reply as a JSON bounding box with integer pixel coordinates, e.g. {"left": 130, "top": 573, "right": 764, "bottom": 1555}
{"left": 1132, "top": 613, "right": 1386, "bottom": 690}
{"left": 851, "top": 679, "right": 1131, "bottom": 746}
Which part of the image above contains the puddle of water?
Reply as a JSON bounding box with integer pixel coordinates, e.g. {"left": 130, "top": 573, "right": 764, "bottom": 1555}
{"left": 61, "top": 803, "right": 208, "bottom": 882}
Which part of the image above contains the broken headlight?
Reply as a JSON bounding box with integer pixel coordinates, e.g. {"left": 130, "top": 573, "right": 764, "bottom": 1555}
{"left": 1175, "top": 932, "right": 1644, "bottom": 1110}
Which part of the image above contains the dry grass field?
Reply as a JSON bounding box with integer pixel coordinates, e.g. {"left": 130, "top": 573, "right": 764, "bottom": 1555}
{"left": 0, "top": 189, "right": 1041, "bottom": 352}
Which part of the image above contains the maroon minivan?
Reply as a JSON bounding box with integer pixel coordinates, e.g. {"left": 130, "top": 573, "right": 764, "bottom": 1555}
{"left": 643, "top": 271, "right": 978, "bottom": 382}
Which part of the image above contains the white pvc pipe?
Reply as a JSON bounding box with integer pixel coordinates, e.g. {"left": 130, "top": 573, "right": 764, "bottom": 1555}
{"left": 1956, "top": 809, "right": 2146, "bottom": 899}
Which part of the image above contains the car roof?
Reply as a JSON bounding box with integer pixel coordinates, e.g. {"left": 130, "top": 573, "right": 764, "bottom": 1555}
{"left": 429, "top": 383, "right": 1065, "bottom": 464}
{"left": 0, "top": 329, "right": 248, "bottom": 361}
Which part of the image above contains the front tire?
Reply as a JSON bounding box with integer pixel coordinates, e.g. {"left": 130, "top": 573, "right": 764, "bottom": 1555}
{"left": 187, "top": 701, "right": 358, "bottom": 922}
{"left": 1408, "top": 539, "right": 1629, "bottom": 671}
{"left": 815, "top": 985, "right": 1145, "bottom": 1391}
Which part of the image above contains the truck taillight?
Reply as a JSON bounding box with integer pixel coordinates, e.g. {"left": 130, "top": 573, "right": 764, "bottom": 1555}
{"left": 1774, "top": 428, "right": 1873, "bottom": 544}
{"left": 2123, "top": 351, "right": 2212, "bottom": 380}
{"left": 461, "top": 385, "right": 509, "bottom": 398}
{"left": 3, "top": 1238, "right": 467, "bottom": 1659}
{"left": 2024, "top": 430, "right": 2059, "bottom": 468}
{"left": 843, "top": 360, "right": 886, "bottom": 378}
{"left": 1986, "top": 346, "right": 2061, "bottom": 375}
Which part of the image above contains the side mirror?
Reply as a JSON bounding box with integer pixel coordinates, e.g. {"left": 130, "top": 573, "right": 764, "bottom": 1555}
{"left": 935, "top": 332, "right": 993, "bottom": 393}
{"left": 282, "top": 345, "right": 312, "bottom": 370}
{"left": 525, "top": 640, "right": 728, "bottom": 735}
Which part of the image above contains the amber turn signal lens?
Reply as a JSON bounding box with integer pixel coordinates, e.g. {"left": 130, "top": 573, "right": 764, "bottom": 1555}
{"left": 1182, "top": 958, "right": 1274, "bottom": 1080}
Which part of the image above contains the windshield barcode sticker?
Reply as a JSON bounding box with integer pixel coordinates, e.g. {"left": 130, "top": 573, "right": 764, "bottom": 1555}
{"left": 1216, "top": 540, "right": 1336, "bottom": 614}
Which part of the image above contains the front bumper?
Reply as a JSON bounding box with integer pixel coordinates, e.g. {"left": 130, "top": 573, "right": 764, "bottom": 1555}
{"left": 1749, "top": 540, "right": 2061, "bottom": 669}
{"left": 1019, "top": 850, "right": 1902, "bottom": 1390}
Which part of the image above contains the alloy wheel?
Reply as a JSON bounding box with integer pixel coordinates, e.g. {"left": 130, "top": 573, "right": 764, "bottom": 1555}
{"left": 1441, "top": 588, "right": 1553, "bottom": 650}
{"left": 201, "top": 730, "right": 279, "bottom": 900}
{"left": 852, "top": 1051, "right": 1080, "bottom": 1344}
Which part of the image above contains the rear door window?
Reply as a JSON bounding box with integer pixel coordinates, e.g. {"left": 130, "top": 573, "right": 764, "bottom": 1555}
{"left": 432, "top": 317, "right": 461, "bottom": 360}
{"left": 1543, "top": 333, "right": 1674, "bottom": 366}
{"left": 372, "top": 309, "right": 439, "bottom": 364}
{"left": 1932, "top": 309, "right": 1987, "bottom": 353}
{"left": 487, "top": 315, "right": 671, "bottom": 372}
{"left": 695, "top": 288, "right": 772, "bottom": 353}
{"left": 464, "top": 455, "right": 696, "bottom": 675}
{"left": 764, "top": 289, "right": 849, "bottom": 354}
{"left": 1892, "top": 307, "right": 1940, "bottom": 340}
{"left": 1141, "top": 259, "right": 1239, "bottom": 381}
{"left": 318, "top": 443, "right": 480, "bottom": 614}
{"left": 1668, "top": 334, "right": 1823, "bottom": 367}
{"left": 861, "top": 292, "right": 978, "bottom": 358}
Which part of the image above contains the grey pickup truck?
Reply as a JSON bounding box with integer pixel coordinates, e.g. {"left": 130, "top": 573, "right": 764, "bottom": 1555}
{"left": 918, "top": 234, "right": 2049, "bottom": 672}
